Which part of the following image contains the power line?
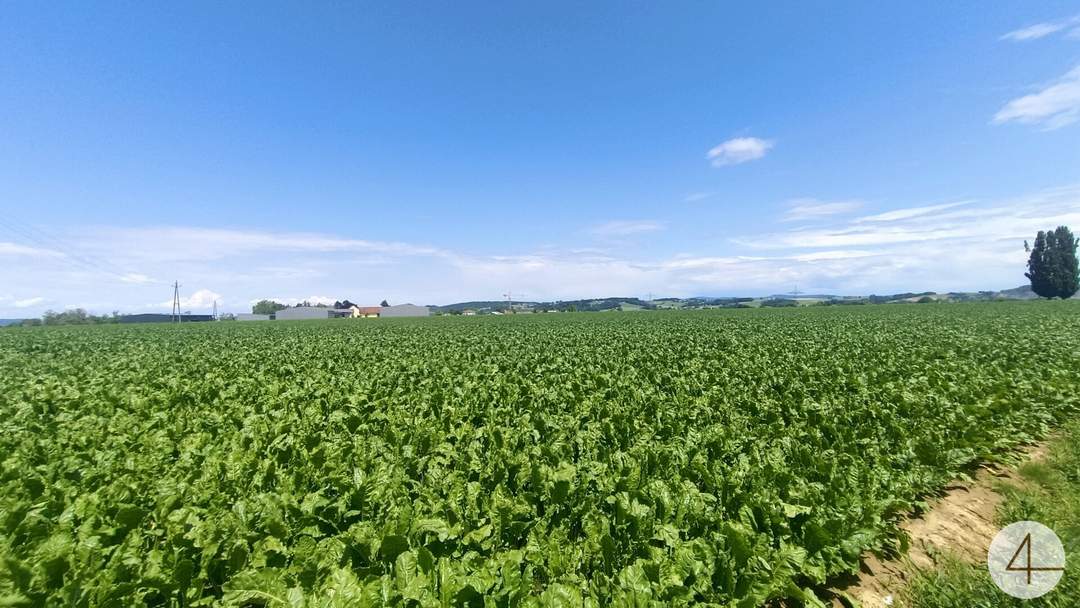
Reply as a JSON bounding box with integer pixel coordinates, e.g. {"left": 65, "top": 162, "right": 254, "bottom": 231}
{"left": 0, "top": 219, "right": 114, "bottom": 273}
{"left": 0, "top": 217, "right": 135, "bottom": 280}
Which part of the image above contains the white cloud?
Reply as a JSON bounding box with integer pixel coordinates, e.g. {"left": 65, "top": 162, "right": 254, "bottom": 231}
{"left": 783, "top": 198, "right": 864, "bottom": 222}
{"left": 737, "top": 186, "right": 1080, "bottom": 254}
{"left": 683, "top": 192, "right": 714, "bottom": 203}
{"left": 854, "top": 201, "right": 973, "bottom": 223}
{"left": 0, "top": 242, "right": 65, "bottom": 258}
{"left": 707, "top": 137, "right": 773, "bottom": 167}
{"left": 85, "top": 226, "right": 447, "bottom": 263}
{"left": 1001, "top": 15, "right": 1080, "bottom": 41}
{"left": 758, "top": 226, "right": 969, "bottom": 249}
{"left": 159, "top": 288, "right": 222, "bottom": 311}
{"left": 119, "top": 273, "right": 156, "bottom": 284}
{"left": 993, "top": 65, "right": 1080, "bottom": 130}
{"left": 789, "top": 250, "right": 879, "bottom": 262}
{"left": 14, "top": 297, "right": 46, "bottom": 308}
{"left": 589, "top": 220, "right": 666, "bottom": 238}
{"left": 5, "top": 185, "right": 1079, "bottom": 314}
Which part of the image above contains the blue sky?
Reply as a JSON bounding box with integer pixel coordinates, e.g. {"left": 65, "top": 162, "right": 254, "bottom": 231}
{"left": 2, "top": 2, "right": 1080, "bottom": 314}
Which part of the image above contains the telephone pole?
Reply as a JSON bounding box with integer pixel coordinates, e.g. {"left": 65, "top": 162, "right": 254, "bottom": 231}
{"left": 171, "top": 281, "right": 182, "bottom": 323}
{"left": 212, "top": 299, "right": 218, "bottom": 321}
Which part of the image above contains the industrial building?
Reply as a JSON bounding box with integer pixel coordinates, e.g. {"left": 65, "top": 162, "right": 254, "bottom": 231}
{"left": 379, "top": 304, "right": 431, "bottom": 317}
{"left": 274, "top": 306, "right": 352, "bottom": 321}
{"left": 236, "top": 313, "right": 271, "bottom": 321}
{"left": 119, "top": 313, "right": 214, "bottom": 324}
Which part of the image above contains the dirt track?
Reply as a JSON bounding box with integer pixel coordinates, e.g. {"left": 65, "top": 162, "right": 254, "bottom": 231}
{"left": 830, "top": 444, "right": 1049, "bottom": 607}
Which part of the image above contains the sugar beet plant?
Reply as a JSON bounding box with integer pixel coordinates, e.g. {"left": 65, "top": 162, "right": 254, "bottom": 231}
{"left": 1, "top": 303, "right": 1079, "bottom": 607}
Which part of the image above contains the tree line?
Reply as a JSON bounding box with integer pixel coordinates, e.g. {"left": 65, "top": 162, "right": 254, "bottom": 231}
{"left": 251, "top": 299, "right": 391, "bottom": 315}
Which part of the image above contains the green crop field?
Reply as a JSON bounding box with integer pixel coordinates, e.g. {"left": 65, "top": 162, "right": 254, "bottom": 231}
{"left": 1, "top": 303, "right": 1078, "bottom": 607}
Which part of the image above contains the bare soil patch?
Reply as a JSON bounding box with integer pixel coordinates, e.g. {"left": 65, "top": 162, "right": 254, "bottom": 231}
{"left": 830, "top": 443, "right": 1049, "bottom": 607}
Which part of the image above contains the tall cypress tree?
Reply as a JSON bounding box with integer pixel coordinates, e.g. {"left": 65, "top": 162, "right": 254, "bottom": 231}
{"left": 1026, "top": 226, "right": 1079, "bottom": 299}
{"left": 1050, "top": 226, "right": 1079, "bottom": 299}
{"left": 1026, "top": 232, "right": 1051, "bottom": 298}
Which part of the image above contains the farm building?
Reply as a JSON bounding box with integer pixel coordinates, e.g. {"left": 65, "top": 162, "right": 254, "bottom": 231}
{"left": 236, "top": 313, "right": 270, "bottom": 321}
{"left": 350, "top": 306, "right": 382, "bottom": 318}
{"left": 380, "top": 304, "right": 430, "bottom": 317}
{"left": 275, "top": 307, "right": 351, "bottom": 321}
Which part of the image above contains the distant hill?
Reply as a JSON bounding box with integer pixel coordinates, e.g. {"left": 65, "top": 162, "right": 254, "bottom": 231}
{"left": 431, "top": 285, "right": 1075, "bottom": 314}
{"left": 433, "top": 297, "right": 660, "bottom": 314}
{"left": 766, "top": 293, "right": 842, "bottom": 300}
{"left": 432, "top": 301, "right": 535, "bottom": 313}
{"left": 995, "top": 285, "right": 1039, "bottom": 299}
{"left": 0, "top": 319, "right": 26, "bottom": 327}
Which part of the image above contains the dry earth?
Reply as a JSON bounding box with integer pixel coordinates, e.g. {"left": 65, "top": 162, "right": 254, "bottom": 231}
{"left": 829, "top": 443, "right": 1050, "bottom": 607}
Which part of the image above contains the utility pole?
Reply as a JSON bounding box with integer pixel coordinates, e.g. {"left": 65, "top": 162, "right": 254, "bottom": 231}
{"left": 791, "top": 284, "right": 802, "bottom": 299}
{"left": 503, "top": 290, "right": 513, "bottom": 314}
{"left": 212, "top": 299, "right": 218, "bottom": 321}
{"left": 171, "top": 281, "right": 182, "bottom": 323}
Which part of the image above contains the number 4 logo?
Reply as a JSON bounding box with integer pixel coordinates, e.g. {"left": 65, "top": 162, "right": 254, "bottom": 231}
{"left": 1005, "top": 532, "right": 1065, "bottom": 585}
{"left": 989, "top": 521, "right": 1066, "bottom": 599}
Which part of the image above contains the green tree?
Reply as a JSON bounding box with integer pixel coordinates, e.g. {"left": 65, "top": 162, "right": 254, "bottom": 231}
{"left": 252, "top": 300, "right": 287, "bottom": 315}
{"left": 381, "top": 300, "right": 390, "bottom": 307}
{"left": 1026, "top": 226, "right": 1079, "bottom": 299}
{"left": 41, "top": 309, "right": 105, "bottom": 325}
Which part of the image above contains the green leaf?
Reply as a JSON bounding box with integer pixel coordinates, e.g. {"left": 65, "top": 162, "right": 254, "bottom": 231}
{"left": 378, "top": 534, "right": 409, "bottom": 563}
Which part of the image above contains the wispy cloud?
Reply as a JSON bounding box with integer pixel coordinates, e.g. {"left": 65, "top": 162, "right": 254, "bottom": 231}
{"left": 854, "top": 201, "right": 973, "bottom": 223}
{"left": 707, "top": 137, "right": 773, "bottom": 167}
{"left": 87, "top": 226, "right": 447, "bottom": 263}
{"left": 0, "top": 242, "right": 65, "bottom": 258}
{"left": 589, "top": 220, "right": 666, "bottom": 238}
{"left": 738, "top": 186, "right": 1080, "bottom": 251}
{"left": 789, "top": 250, "right": 880, "bottom": 262}
{"left": 119, "top": 273, "right": 157, "bottom": 284}
{"left": 1001, "top": 14, "right": 1080, "bottom": 41}
{"left": 782, "top": 198, "right": 864, "bottom": 222}
{"left": 683, "top": 192, "right": 714, "bottom": 203}
{"left": 451, "top": 188, "right": 1080, "bottom": 296}
{"left": 993, "top": 65, "right": 1080, "bottom": 130}
{"left": 4, "top": 185, "right": 1079, "bottom": 313}
{"left": 13, "top": 297, "right": 46, "bottom": 308}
